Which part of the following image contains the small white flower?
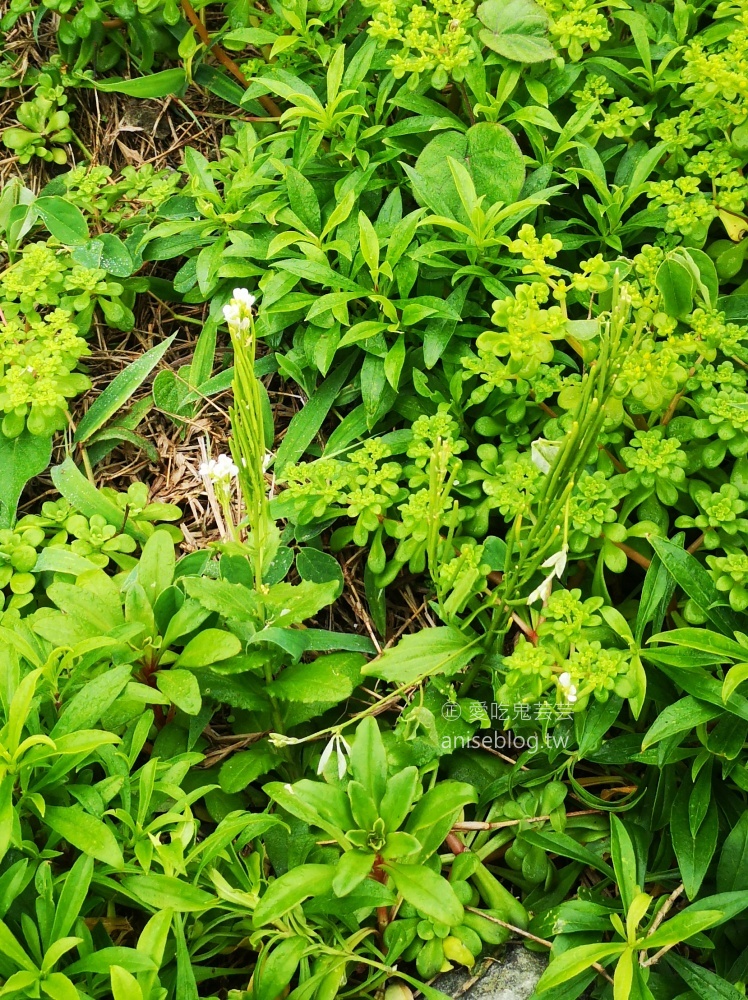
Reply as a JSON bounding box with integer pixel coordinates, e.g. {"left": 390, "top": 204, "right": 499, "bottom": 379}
{"left": 557, "top": 670, "right": 578, "bottom": 704}
{"left": 223, "top": 287, "right": 256, "bottom": 331}
{"left": 526, "top": 574, "right": 554, "bottom": 606}
{"left": 199, "top": 453, "right": 239, "bottom": 485}
{"left": 262, "top": 451, "right": 274, "bottom": 472}
{"left": 542, "top": 544, "right": 568, "bottom": 580}
{"left": 317, "top": 733, "right": 351, "bottom": 779}
{"left": 233, "top": 287, "right": 256, "bottom": 309}
{"left": 531, "top": 437, "right": 562, "bottom": 474}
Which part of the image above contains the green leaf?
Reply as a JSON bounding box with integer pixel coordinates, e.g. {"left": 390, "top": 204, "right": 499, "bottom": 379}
{"left": 332, "top": 850, "right": 375, "bottom": 897}
{"left": 274, "top": 358, "right": 354, "bottom": 474}
{"left": 641, "top": 696, "right": 721, "bottom": 749}
{"left": 536, "top": 942, "right": 627, "bottom": 993}
{"left": 254, "top": 937, "right": 307, "bottom": 1000}
{"left": 71, "top": 234, "right": 134, "bottom": 277}
{"left": 74, "top": 336, "right": 175, "bottom": 444}
{"left": 477, "top": 0, "right": 556, "bottom": 62}
{"left": 648, "top": 627, "right": 748, "bottom": 662}
{"left": 413, "top": 123, "right": 525, "bottom": 223}
{"left": 522, "top": 830, "right": 615, "bottom": 879}
{"left": 51, "top": 458, "right": 147, "bottom": 542}
{"left": 44, "top": 806, "right": 123, "bottom": 868}
{"left": 717, "top": 813, "right": 748, "bottom": 893}
{"left": 666, "top": 953, "right": 744, "bottom": 1000}
{"left": 253, "top": 865, "right": 336, "bottom": 926}
{"left": 405, "top": 781, "right": 477, "bottom": 860}
{"left": 268, "top": 653, "right": 364, "bottom": 703}
{"left": 65, "top": 948, "right": 157, "bottom": 975}
{"left": 649, "top": 536, "right": 746, "bottom": 636}
{"left": 156, "top": 669, "right": 202, "bottom": 715}
{"left": 175, "top": 629, "right": 242, "bottom": 668}
{"left": 52, "top": 665, "right": 132, "bottom": 737}
{"left": 0, "top": 431, "right": 53, "bottom": 529}
{"left": 656, "top": 257, "right": 694, "bottom": 318}
{"left": 671, "top": 785, "right": 718, "bottom": 899}
{"left": 362, "top": 627, "right": 481, "bottom": 685}
{"left": 219, "top": 745, "right": 278, "bottom": 794}
{"left": 610, "top": 816, "right": 638, "bottom": 912}
{"left": 644, "top": 908, "right": 723, "bottom": 949}
{"left": 92, "top": 69, "right": 187, "bottom": 97}
{"left": 349, "top": 716, "right": 388, "bottom": 804}
{"left": 120, "top": 875, "right": 215, "bottom": 912}
{"left": 383, "top": 862, "right": 464, "bottom": 926}
{"left": 35, "top": 196, "right": 88, "bottom": 245}
{"left": 296, "top": 548, "right": 344, "bottom": 596}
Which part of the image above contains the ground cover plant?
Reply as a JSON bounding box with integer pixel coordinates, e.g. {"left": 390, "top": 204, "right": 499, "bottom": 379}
{"left": 4, "top": 0, "right": 748, "bottom": 997}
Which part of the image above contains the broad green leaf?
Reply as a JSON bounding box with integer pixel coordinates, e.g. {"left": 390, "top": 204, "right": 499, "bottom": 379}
{"left": 413, "top": 123, "right": 525, "bottom": 223}
{"left": 644, "top": 908, "right": 723, "bottom": 949}
{"left": 671, "top": 785, "right": 718, "bottom": 899}
{"left": 648, "top": 627, "right": 748, "bottom": 662}
{"left": 268, "top": 653, "right": 364, "bottom": 703}
{"left": 383, "top": 862, "right": 463, "bottom": 926}
{"left": 35, "top": 196, "right": 88, "bottom": 245}
{"left": 255, "top": 937, "right": 307, "bottom": 1000}
{"left": 175, "top": 629, "right": 242, "bottom": 668}
{"left": 0, "top": 431, "right": 53, "bottom": 529}
{"left": 405, "top": 781, "right": 477, "bottom": 860}
{"left": 253, "top": 865, "right": 336, "bottom": 926}
{"left": 362, "top": 627, "right": 481, "bottom": 685}
{"left": 120, "top": 875, "right": 215, "bottom": 912}
{"left": 477, "top": 0, "right": 556, "bottom": 62}
{"left": 656, "top": 257, "right": 694, "bottom": 317}
{"left": 51, "top": 458, "right": 147, "bottom": 542}
{"left": 641, "top": 696, "right": 721, "bottom": 750}
{"left": 44, "top": 806, "right": 123, "bottom": 868}
{"left": 331, "top": 850, "right": 375, "bottom": 897}
{"left": 51, "top": 665, "right": 132, "bottom": 737}
{"left": 156, "top": 669, "right": 202, "bottom": 715}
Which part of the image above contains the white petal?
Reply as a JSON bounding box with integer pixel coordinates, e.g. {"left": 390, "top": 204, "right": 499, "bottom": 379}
{"left": 317, "top": 737, "right": 335, "bottom": 775}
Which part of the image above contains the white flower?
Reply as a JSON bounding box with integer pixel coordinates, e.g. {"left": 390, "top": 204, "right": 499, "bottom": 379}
{"left": 526, "top": 574, "right": 554, "bottom": 606}
{"left": 557, "top": 670, "right": 578, "bottom": 704}
{"left": 223, "top": 287, "right": 256, "bottom": 331}
{"left": 531, "top": 437, "right": 562, "bottom": 474}
{"left": 541, "top": 544, "right": 568, "bottom": 580}
{"left": 199, "top": 453, "right": 238, "bottom": 485}
{"left": 317, "top": 733, "right": 351, "bottom": 780}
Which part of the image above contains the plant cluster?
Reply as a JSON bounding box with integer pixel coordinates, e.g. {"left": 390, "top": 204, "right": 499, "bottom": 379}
{"left": 4, "top": 0, "right": 748, "bottom": 997}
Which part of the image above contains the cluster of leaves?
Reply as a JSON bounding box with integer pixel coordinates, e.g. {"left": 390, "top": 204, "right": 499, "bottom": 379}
{"left": 5, "top": 0, "right": 748, "bottom": 997}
